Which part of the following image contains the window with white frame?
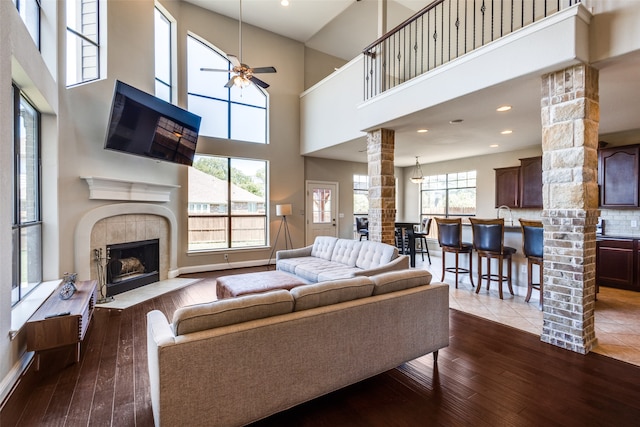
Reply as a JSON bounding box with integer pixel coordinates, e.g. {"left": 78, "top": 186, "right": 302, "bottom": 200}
{"left": 421, "top": 170, "right": 476, "bottom": 217}
{"left": 66, "top": 0, "right": 100, "bottom": 86}
{"left": 154, "top": 5, "right": 174, "bottom": 103}
{"left": 353, "top": 174, "right": 369, "bottom": 215}
{"left": 12, "top": 84, "right": 43, "bottom": 306}
{"left": 14, "top": 0, "right": 41, "bottom": 49}
{"left": 188, "top": 155, "right": 267, "bottom": 251}
{"left": 186, "top": 35, "right": 268, "bottom": 143}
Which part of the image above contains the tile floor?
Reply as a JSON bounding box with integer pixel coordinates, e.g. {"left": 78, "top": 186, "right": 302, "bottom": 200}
{"left": 415, "top": 253, "right": 640, "bottom": 366}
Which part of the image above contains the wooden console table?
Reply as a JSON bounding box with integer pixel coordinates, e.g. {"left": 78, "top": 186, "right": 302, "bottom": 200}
{"left": 26, "top": 279, "right": 98, "bottom": 369}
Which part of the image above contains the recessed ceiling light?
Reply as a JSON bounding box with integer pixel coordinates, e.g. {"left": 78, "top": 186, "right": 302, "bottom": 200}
{"left": 496, "top": 105, "right": 512, "bottom": 112}
{"left": 490, "top": 144, "right": 499, "bottom": 148}
{"left": 449, "top": 119, "right": 463, "bottom": 124}
{"left": 281, "top": 0, "right": 289, "bottom": 6}
{"left": 417, "top": 129, "right": 428, "bottom": 133}
{"left": 501, "top": 130, "right": 513, "bottom": 135}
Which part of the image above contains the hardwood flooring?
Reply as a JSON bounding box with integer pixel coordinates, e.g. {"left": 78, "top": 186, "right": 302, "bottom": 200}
{"left": 5, "top": 268, "right": 640, "bottom": 426}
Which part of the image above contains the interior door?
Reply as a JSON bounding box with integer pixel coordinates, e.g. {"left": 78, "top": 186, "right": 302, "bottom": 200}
{"left": 305, "top": 181, "right": 338, "bottom": 245}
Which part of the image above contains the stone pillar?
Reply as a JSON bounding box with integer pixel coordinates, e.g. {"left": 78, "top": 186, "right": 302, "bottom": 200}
{"left": 367, "top": 128, "right": 396, "bottom": 245}
{"left": 540, "top": 64, "right": 599, "bottom": 354}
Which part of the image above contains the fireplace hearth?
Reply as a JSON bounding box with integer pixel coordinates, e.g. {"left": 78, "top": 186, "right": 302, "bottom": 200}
{"left": 106, "top": 238, "right": 160, "bottom": 296}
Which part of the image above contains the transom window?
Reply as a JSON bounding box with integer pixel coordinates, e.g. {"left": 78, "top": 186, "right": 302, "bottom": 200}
{"left": 421, "top": 171, "right": 477, "bottom": 217}
{"left": 154, "top": 5, "right": 174, "bottom": 103}
{"left": 66, "top": 0, "right": 101, "bottom": 86}
{"left": 12, "top": 84, "right": 43, "bottom": 305}
{"left": 186, "top": 34, "right": 268, "bottom": 143}
{"left": 188, "top": 155, "right": 267, "bottom": 251}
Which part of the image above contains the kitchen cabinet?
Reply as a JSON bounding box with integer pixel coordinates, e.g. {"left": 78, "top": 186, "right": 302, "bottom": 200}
{"left": 495, "top": 156, "right": 542, "bottom": 208}
{"left": 519, "top": 156, "right": 543, "bottom": 208}
{"left": 495, "top": 166, "right": 520, "bottom": 208}
{"left": 598, "top": 145, "right": 639, "bottom": 207}
{"left": 596, "top": 238, "right": 639, "bottom": 291}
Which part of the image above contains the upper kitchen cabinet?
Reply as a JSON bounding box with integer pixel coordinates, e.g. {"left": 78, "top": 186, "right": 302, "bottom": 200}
{"left": 598, "top": 145, "right": 639, "bottom": 207}
{"left": 495, "top": 166, "right": 520, "bottom": 208}
{"left": 519, "top": 156, "right": 543, "bottom": 208}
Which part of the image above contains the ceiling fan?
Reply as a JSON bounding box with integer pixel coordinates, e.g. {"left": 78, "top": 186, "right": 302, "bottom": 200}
{"left": 200, "top": 0, "right": 277, "bottom": 89}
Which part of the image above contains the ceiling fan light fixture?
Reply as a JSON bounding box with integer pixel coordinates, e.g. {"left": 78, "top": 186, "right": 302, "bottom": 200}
{"left": 410, "top": 156, "right": 424, "bottom": 184}
{"left": 233, "top": 75, "right": 251, "bottom": 88}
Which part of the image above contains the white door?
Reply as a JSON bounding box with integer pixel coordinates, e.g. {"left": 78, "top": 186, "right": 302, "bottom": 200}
{"left": 305, "top": 181, "right": 339, "bottom": 245}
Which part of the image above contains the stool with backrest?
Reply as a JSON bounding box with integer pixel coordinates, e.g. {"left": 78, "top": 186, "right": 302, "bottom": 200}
{"left": 355, "top": 217, "right": 369, "bottom": 240}
{"left": 435, "top": 218, "right": 474, "bottom": 288}
{"left": 470, "top": 218, "right": 517, "bottom": 299}
{"left": 414, "top": 217, "right": 432, "bottom": 264}
{"left": 520, "top": 219, "right": 544, "bottom": 308}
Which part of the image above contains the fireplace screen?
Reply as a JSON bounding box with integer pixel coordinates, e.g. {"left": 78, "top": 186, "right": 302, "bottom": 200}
{"left": 106, "top": 238, "right": 160, "bottom": 296}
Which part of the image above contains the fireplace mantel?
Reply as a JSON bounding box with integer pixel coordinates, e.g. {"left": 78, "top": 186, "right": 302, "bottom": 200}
{"left": 80, "top": 176, "right": 180, "bottom": 202}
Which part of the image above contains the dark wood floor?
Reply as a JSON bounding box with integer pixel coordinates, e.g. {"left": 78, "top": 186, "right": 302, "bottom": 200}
{"left": 6, "top": 268, "right": 640, "bottom": 426}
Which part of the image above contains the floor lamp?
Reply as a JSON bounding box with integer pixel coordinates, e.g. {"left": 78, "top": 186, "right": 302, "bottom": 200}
{"left": 267, "top": 203, "right": 293, "bottom": 267}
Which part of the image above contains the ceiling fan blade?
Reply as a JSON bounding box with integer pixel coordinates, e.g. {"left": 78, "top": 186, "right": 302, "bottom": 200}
{"left": 201, "top": 67, "right": 230, "bottom": 72}
{"left": 224, "top": 77, "right": 236, "bottom": 88}
{"left": 250, "top": 76, "right": 270, "bottom": 89}
{"left": 227, "top": 54, "right": 241, "bottom": 68}
{"left": 251, "top": 66, "right": 277, "bottom": 74}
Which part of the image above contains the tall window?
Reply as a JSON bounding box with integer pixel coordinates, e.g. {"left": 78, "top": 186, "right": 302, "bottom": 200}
{"left": 188, "top": 155, "right": 267, "bottom": 251}
{"left": 14, "top": 0, "right": 41, "bottom": 49}
{"left": 12, "top": 85, "right": 42, "bottom": 305}
{"left": 154, "top": 5, "right": 174, "bottom": 102}
{"left": 421, "top": 171, "right": 476, "bottom": 217}
{"left": 187, "top": 35, "right": 268, "bottom": 143}
{"left": 66, "top": 0, "right": 100, "bottom": 86}
{"left": 353, "top": 174, "right": 369, "bottom": 215}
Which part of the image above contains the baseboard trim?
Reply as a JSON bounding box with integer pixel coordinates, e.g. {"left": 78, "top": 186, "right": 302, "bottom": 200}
{"left": 0, "top": 352, "right": 36, "bottom": 426}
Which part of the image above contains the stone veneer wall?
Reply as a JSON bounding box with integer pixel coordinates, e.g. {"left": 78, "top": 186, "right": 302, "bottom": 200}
{"left": 540, "top": 64, "right": 599, "bottom": 354}
{"left": 89, "top": 214, "right": 170, "bottom": 283}
{"left": 367, "top": 129, "right": 396, "bottom": 245}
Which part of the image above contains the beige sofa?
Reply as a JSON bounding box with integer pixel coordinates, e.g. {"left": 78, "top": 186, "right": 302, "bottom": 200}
{"left": 276, "top": 235, "right": 409, "bottom": 282}
{"left": 146, "top": 269, "right": 449, "bottom": 427}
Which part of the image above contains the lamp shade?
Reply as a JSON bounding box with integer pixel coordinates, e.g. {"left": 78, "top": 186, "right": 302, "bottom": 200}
{"left": 276, "top": 204, "right": 292, "bottom": 216}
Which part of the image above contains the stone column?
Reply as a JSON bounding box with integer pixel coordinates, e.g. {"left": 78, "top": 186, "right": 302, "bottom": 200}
{"left": 367, "top": 128, "right": 396, "bottom": 245}
{"left": 540, "top": 64, "right": 599, "bottom": 354}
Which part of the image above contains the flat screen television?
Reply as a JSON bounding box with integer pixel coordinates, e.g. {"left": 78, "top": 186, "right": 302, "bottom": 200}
{"left": 104, "top": 80, "right": 201, "bottom": 166}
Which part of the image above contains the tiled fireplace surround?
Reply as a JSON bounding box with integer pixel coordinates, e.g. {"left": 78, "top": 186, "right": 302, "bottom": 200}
{"left": 74, "top": 203, "right": 179, "bottom": 287}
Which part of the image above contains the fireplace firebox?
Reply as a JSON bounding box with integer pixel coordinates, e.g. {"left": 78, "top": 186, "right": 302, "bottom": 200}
{"left": 106, "top": 238, "right": 160, "bottom": 296}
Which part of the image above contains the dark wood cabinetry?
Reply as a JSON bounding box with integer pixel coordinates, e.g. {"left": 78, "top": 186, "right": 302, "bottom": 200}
{"left": 596, "top": 238, "right": 640, "bottom": 291}
{"left": 598, "top": 145, "right": 639, "bottom": 207}
{"left": 494, "top": 156, "right": 542, "bottom": 208}
{"left": 519, "top": 156, "right": 543, "bottom": 208}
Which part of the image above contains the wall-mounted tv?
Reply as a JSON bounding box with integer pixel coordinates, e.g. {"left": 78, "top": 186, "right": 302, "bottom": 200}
{"left": 104, "top": 80, "right": 201, "bottom": 166}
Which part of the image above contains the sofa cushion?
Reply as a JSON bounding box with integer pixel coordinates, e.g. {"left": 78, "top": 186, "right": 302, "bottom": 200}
{"left": 172, "top": 290, "right": 294, "bottom": 336}
{"left": 291, "top": 277, "right": 374, "bottom": 311}
{"left": 371, "top": 269, "right": 432, "bottom": 295}
{"left": 330, "top": 239, "right": 361, "bottom": 266}
{"left": 355, "top": 240, "right": 399, "bottom": 270}
{"left": 310, "top": 236, "right": 338, "bottom": 261}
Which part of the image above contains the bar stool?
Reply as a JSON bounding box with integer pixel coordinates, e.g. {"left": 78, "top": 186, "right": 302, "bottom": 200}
{"left": 355, "top": 217, "right": 369, "bottom": 240}
{"left": 414, "top": 217, "right": 432, "bottom": 264}
{"left": 435, "top": 218, "right": 474, "bottom": 288}
{"left": 469, "top": 218, "right": 516, "bottom": 299}
{"left": 520, "top": 219, "right": 544, "bottom": 309}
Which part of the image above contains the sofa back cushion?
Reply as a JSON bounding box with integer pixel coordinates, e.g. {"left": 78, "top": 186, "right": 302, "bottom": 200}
{"left": 330, "top": 239, "right": 361, "bottom": 266}
{"left": 355, "top": 241, "right": 399, "bottom": 270}
{"left": 290, "top": 277, "right": 374, "bottom": 311}
{"left": 172, "top": 290, "right": 294, "bottom": 336}
{"left": 371, "top": 269, "right": 432, "bottom": 295}
{"left": 311, "top": 236, "right": 339, "bottom": 261}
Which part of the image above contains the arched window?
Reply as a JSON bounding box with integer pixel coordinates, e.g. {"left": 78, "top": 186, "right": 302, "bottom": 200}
{"left": 187, "top": 34, "right": 268, "bottom": 144}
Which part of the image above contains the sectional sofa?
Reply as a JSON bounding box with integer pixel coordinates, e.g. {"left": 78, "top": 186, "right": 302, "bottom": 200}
{"left": 146, "top": 269, "right": 449, "bottom": 426}
{"left": 276, "top": 236, "right": 409, "bottom": 282}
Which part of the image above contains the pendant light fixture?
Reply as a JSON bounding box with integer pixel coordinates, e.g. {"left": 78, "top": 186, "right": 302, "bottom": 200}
{"left": 410, "top": 156, "right": 424, "bottom": 184}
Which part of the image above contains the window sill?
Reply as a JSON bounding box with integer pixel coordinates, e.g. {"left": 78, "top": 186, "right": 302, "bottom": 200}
{"left": 10, "top": 280, "right": 61, "bottom": 340}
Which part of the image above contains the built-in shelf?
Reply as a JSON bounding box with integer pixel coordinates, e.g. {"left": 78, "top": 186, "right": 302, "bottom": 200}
{"left": 80, "top": 176, "right": 180, "bottom": 202}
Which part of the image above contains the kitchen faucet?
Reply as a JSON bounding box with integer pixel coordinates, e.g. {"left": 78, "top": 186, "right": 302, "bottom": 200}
{"left": 497, "top": 205, "right": 513, "bottom": 226}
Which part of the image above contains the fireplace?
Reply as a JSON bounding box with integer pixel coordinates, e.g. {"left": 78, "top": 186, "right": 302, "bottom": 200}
{"left": 106, "top": 238, "right": 160, "bottom": 296}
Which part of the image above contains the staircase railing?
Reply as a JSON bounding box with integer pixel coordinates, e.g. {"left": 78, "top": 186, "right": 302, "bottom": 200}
{"left": 363, "top": 0, "right": 582, "bottom": 100}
